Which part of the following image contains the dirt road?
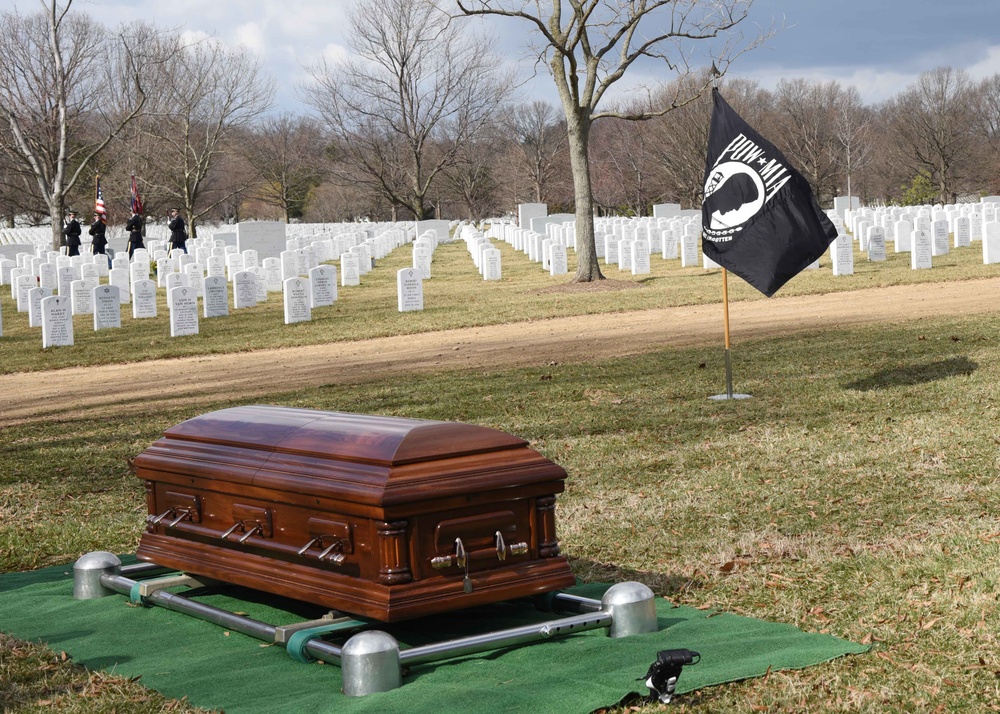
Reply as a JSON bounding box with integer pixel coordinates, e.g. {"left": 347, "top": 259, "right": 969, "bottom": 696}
{"left": 1, "top": 278, "right": 996, "bottom": 426}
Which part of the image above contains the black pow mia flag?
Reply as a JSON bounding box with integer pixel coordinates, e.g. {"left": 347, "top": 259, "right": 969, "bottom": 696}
{"left": 701, "top": 89, "right": 837, "bottom": 297}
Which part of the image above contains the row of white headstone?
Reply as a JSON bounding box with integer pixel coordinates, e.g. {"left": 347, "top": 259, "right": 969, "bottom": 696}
{"left": 0, "top": 224, "right": 426, "bottom": 343}
{"left": 485, "top": 214, "right": 712, "bottom": 276}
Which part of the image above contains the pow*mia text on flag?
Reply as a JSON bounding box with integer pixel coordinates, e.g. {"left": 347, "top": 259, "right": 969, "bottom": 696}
{"left": 701, "top": 89, "right": 837, "bottom": 297}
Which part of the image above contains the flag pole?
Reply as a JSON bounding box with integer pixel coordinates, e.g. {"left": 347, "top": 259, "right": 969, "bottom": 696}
{"left": 708, "top": 65, "right": 750, "bottom": 402}
{"left": 722, "top": 267, "right": 733, "bottom": 398}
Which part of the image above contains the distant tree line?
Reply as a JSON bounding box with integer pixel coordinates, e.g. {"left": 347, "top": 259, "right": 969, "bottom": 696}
{"left": 2, "top": 1, "right": 999, "bottom": 252}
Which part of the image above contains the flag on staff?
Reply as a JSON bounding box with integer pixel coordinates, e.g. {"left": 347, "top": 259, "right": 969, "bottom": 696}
{"left": 94, "top": 176, "right": 107, "bottom": 224}
{"left": 701, "top": 88, "right": 837, "bottom": 297}
{"left": 130, "top": 174, "right": 143, "bottom": 215}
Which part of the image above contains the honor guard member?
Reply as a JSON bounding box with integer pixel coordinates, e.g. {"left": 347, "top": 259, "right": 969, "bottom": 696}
{"left": 63, "top": 210, "right": 82, "bottom": 257}
{"left": 167, "top": 208, "right": 188, "bottom": 254}
{"left": 125, "top": 210, "right": 144, "bottom": 259}
{"left": 89, "top": 212, "right": 108, "bottom": 255}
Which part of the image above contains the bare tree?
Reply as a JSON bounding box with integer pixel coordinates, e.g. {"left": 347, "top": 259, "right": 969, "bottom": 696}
{"left": 438, "top": 127, "right": 507, "bottom": 220}
{"left": 770, "top": 78, "right": 843, "bottom": 206}
{"left": 454, "top": 0, "right": 767, "bottom": 281}
{"left": 129, "top": 34, "right": 274, "bottom": 236}
{"left": 0, "top": 1, "right": 151, "bottom": 249}
{"left": 242, "top": 114, "right": 329, "bottom": 222}
{"left": 885, "top": 67, "right": 978, "bottom": 204}
{"left": 972, "top": 74, "right": 1000, "bottom": 196}
{"left": 304, "top": 0, "right": 513, "bottom": 221}
{"left": 834, "top": 86, "right": 875, "bottom": 203}
{"left": 503, "top": 101, "right": 568, "bottom": 204}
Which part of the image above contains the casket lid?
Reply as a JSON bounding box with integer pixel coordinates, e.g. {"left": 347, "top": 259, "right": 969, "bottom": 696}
{"left": 161, "top": 405, "right": 527, "bottom": 465}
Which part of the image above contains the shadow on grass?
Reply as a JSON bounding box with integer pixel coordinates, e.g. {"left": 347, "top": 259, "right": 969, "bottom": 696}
{"left": 569, "top": 557, "right": 703, "bottom": 597}
{"left": 844, "top": 356, "right": 977, "bottom": 391}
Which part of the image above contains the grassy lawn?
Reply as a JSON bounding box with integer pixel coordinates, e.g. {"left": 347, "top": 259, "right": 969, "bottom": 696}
{"left": 3, "top": 237, "right": 1000, "bottom": 711}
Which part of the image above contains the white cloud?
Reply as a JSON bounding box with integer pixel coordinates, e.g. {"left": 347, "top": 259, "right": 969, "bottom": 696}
{"left": 321, "top": 42, "right": 351, "bottom": 66}
{"left": 234, "top": 21, "right": 266, "bottom": 54}
{"left": 967, "top": 45, "right": 1000, "bottom": 81}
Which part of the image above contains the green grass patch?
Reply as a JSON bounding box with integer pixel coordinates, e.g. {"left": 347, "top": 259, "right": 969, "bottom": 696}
{"left": 3, "top": 308, "right": 1000, "bottom": 710}
{"left": 1, "top": 237, "right": 997, "bottom": 374}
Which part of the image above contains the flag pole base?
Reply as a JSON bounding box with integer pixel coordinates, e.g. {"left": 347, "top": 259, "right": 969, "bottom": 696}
{"left": 708, "top": 348, "right": 751, "bottom": 400}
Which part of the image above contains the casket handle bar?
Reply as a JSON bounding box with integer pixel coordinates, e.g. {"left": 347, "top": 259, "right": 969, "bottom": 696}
{"left": 297, "top": 536, "right": 347, "bottom": 565}
{"left": 430, "top": 533, "right": 529, "bottom": 569}
{"left": 238, "top": 523, "right": 264, "bottom": 544}
{"left": 220, "top": 522, "right": 244, "bottom": 541}
{"left": 147, "top": 508, "right": 194, "bottom": 528}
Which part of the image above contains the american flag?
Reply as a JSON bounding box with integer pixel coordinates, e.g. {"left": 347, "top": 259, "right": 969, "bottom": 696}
{"left": 95, "top": 176, "right": 107, "bottom": 224}
{"left": 130, "top": 174, "right": 143, "bottom": 215}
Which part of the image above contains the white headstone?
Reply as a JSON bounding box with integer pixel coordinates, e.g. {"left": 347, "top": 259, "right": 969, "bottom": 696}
{"left": 203, "top": 276, "right": 229, "bottom": 318}
{"left": 262, "top": 257, "right": 283, "bottom": 292}
{"left": 984, "top": 222, "right": 1000, "bottom": 265}
{"left": 109, "top": 268, "right": 131, "bottom": 304}
{"left": 15, "top": 274, "right": 35, "bottom": 312}
{"left": 168, "top": 286, "right": 199, "bottom": 337}
{"left": 931, "top": 219, "right": 949, "bottom": 256}
{"left": 249, "top": 266, "right": 267, "bottom": 302}
{"left": 681, "top": 234, "right": 699, "bottom": 267}
{"left": 894, "top": 221, "right": 912, "bottom": 253}
{"left": 867, "top": 226, "right": 886, "bottom": 262}
{"left": 309, "top": 265, "right": 337, "bottom": 308}
{"left": 604, "top": 235, "right": 619, "bottom": 265}
{"left": 413, "top": 245, "right": 433, "bottom": 279}
{"left": 396, "top": 268, "right": 424, "bottom": 312}
{"left": 482, "top": 248, "right": 501, "bottom": 281}
{"left": 911, "top": 230, "right": 932, "bottom": 270}
{"left": 132, "top": 279, "right": 157, "bottom": 319}
{"left": 549, "top": 244, "right": 568, "bottom": 276}
{"left": 41, "top": 295, "right": 74, "bottom": 347}
{"left": 831, "top": 234, "right": 854, "bottom": 276}
{"left": 57, "top": 266, "right": 76, "bottom": 297}
{"left": 28, "top": 286, "right": 53, "bottom": 328}
{"left": 92, "top": 285, "right": 121, "bottom": 330}
{"left": 954, "top": 216, "right": 970, "bottom": 248}
{"left": 280, "top": 250, "right": 299, "bottom": 281}
{"left": 206, "top": 255, "right": 226, "bottom": 278}
{"left": 70, "top": 279, "right": 93, "bottom": 315}
{"left": 341, "top": 253, "right": 360, "bottom": 286}
{"left": 631, "top": 239, "right": 650, "bottom": 276}
{"left": 232, "top": 270, "right": 258, "bottom": 309}
{"left": 38, "top": 262, "right": 57, "bottom": 291}
{"left": 184, "top": 263, "right": 204, "bottom": 297}
{"left": 661, "top": 229, "right": 678, "bottom": 260}
{"left": 283, "top": 277, "right": 311, "bottom": 324}
{"left": 226, "top": 252, "right": 245, "bottom": 280}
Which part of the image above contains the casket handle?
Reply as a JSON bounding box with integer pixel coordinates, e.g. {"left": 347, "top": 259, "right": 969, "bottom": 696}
{"left": 220, "top": 522, "right": 244, "bottom": 540}
{"left": 297, "top": 536, "right": 347, "bottom": 565}
{"left": 495, "top": 531, "right": 507, "bottom": 561}
{"left": 238, "top": 523, "right": 264, "bottom": 544}
{"left": 318, "top": 541, "right": 347, "bottom": 565}
{"left": 167, "top": 509, "right": 193, "bottom": 528}
{"left": 149, "top": 509, "right": 174, "bottom": 526}
{"left": 297, "top": 537, "right": 322, "bottom": 556}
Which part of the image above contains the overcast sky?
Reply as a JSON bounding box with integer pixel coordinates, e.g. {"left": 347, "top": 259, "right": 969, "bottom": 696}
{"left": 6, "top": 0, "right": 1000, "bottom": 113}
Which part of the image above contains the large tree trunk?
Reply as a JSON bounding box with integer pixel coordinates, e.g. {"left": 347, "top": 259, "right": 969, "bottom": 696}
{"left": 48, "top": 196, "right": 64, "bottom": 252}
{"left": 566, "top": 112, "right": 603, "bottom": 282}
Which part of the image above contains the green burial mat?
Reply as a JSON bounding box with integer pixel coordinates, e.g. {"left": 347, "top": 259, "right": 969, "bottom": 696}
{"left": 0, "top": 559, "right": 868, "bottom": 713}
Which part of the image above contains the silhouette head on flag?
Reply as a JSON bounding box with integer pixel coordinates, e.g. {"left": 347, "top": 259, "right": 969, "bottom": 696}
{"left": 701, "top": 89, "right": 837, "bottom": 297}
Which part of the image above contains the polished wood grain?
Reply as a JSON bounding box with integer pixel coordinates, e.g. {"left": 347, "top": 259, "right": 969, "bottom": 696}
{"left": 133, "top": 406, "right": 576, "bottom": 622}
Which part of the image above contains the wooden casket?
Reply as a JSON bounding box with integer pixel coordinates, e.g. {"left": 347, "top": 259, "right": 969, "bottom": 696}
{"left": 133, "top": 406, "right": 576, "bottom": 622}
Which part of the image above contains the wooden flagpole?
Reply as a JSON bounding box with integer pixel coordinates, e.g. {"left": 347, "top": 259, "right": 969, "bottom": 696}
{"left": 708, "top": 67, "right": 750, "bottom": 402}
